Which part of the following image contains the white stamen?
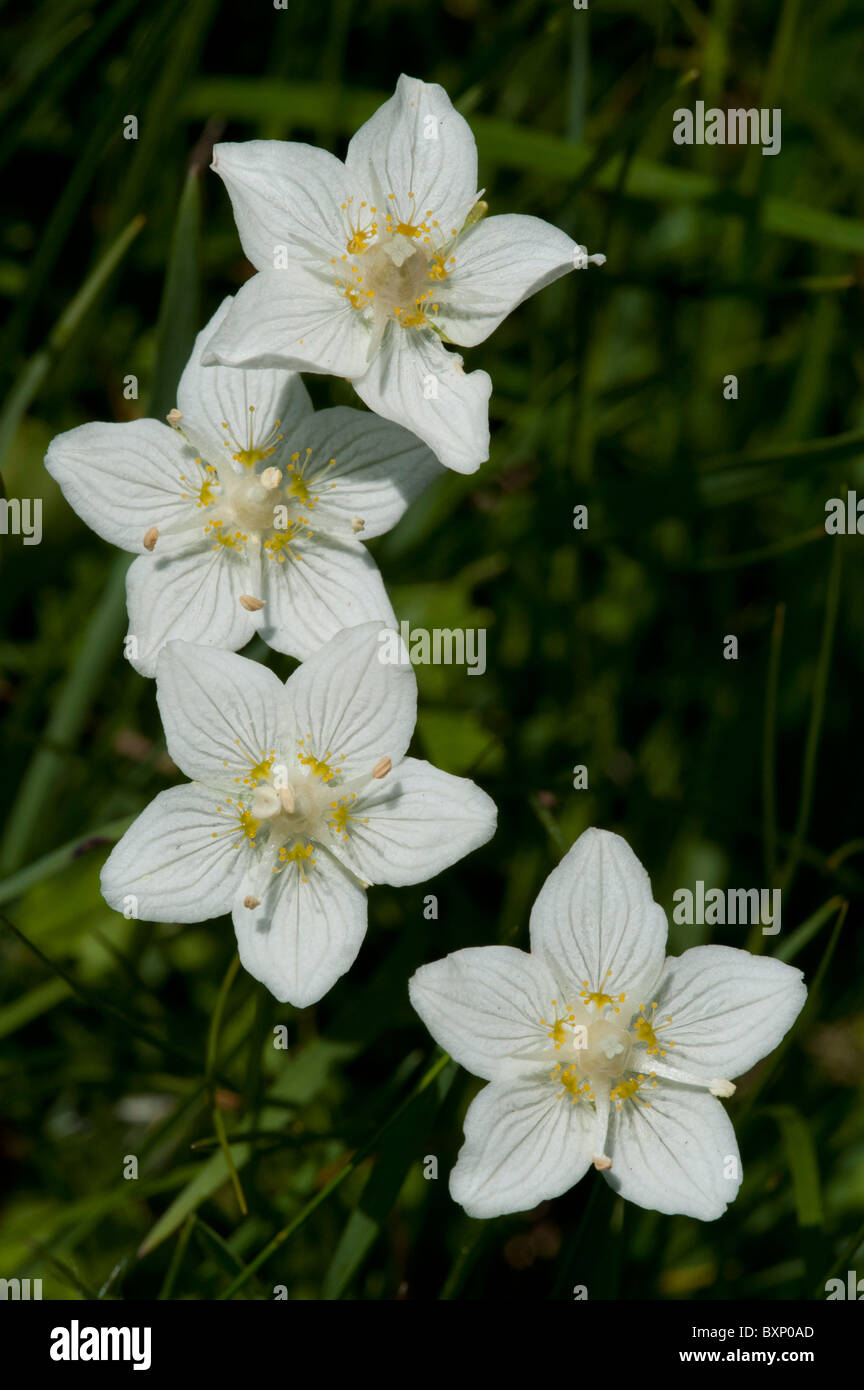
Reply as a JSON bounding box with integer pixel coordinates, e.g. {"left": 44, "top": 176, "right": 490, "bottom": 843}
{"left": 710, "top": 1079, "right": 736, "bottom": 1098}
{"left": 279, "top": 785, "right": 295, "bottom": 813}
{"left": 260, "top": 467, "right": 281, "bottom": 491}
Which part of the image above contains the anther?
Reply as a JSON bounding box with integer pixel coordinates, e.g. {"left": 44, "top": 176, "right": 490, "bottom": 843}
{"left": 143, "top": 526, "right": 159, "bottom": 551}
{"left": 351, "top": 517, "right": 365, "bottom": 533}
{"left": 243, "top": 895, "right": 260, "bottom": 910}
{"left": 593, "top": 1154, "right": 613, "bottom": 1171}
{"left": 372, "top": 756, "right": 391, "bottom": 779}
{"left": 260, "top": 467, "right": 281, "bottom": 490}
{"left": 239, "top": 594, "right": 266, "bottom": 611}
{"left": 166, "top": 408, "right": 183, "bottom": 426}
{"left": 279, "top": 785, "right": 296, "bottom": 813}
{"left": 710, "top": 1079, "right": 736, "bottom": 1098}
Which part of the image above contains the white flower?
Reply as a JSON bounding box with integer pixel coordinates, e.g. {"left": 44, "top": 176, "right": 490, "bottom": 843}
{"left": 204, "top": 74, "right": 604, "bottom": 474}
{"left": 409, "top": 828, "right": 806, "bottom": 1221}
{"left": 45, "top": 298, "right": 441, "bottom": 677}
{"left": 101, "top": 624, "right": 497, "bottom": 1007}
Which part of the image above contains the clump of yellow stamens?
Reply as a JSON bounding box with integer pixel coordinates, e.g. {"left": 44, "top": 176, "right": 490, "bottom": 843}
{"left": 539, "top": 999, "right": 576, "bottom": 1050}
{"left": 205, "top": 519, "right": 247, "bottom": 552}
{"left": 285, "top": 448, "right": 336, "bottom": 511}
{"left": 179, "top": 459, "right": 219, "bottom": 509}
{"left": 610, "top": 1073, "right": 659, "bottom": 1109}
{"left": 297, "top": 740, "right": 342, "bottom": 783}
{"left": 277, "top": 841, "right": 315, "bottom": 882}
{"left": 551, "top": 1062, "right": 594, "bottom": 1105}
{"left": 233, "top": 750, "right": 276, "bottom": 787}
{"left": 633, "top": 1002, "right": 674, "bottom": 1057}
{"left": 580, "top": 971, "right": 626, "bottom": 1014}
{"left": 222, "top": 405, "right": 283, "bottom": 468}
{"left": 328, "top": 792, "right": 369, "bottom": 840}
{"left": 340, "top": 197, "right": 379, "bottom": 255}
{"left": 212, "top": 796, "right": 260, "bottom": 847}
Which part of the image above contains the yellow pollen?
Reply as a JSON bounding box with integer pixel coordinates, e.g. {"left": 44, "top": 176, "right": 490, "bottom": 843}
{"left": 580, "top": 972, "right": 626, "bottom": 1013}
{"left": 633, "top": 1002, "right": 675, "bottom": 1057}
{"left": 551, "top": 1063, "right": 593, "bottom": 1105}
{"left": 539, "top": 999, "right": 576, "bottom": 1050}
{"left": 297, "top": 744, "right": 340, "bottom": 782}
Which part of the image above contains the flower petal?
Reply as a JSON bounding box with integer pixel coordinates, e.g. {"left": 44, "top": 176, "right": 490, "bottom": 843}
{"left": 124, "top": 546, "right": 258, "bottom": 678}
{"left": 409, "top": 945, "right": 562, "bottom": 1081}
{"left": 449, "top": 1072, "right": 595, "bottom": 1218}
{"left": 331, "top": 757, "right": 496, "bottom": 887}
{"left": 45, "top": 419, "right": 194, "bottom": 553}
{"left": 203, "top": 267, "right": 370, "bottom": 379}
{"left": 155, "top": 640, "right": 292, "bottom": 785}
{"left": 176, "top": 296, "right": 313, "bottom": 460}
{"left": 101, "top": 784, "right": 247, "bottom": 922}
{"left": 345, "top": 75, "right": 479, "bottom": 234}
{"left": 437, "top": 213, "right": 578, "bottom": 348}
{"left": 353, "top": 326, "right": 491, "bottom": 474}
{"left": 529, "top": 828, "right": 667, "bottom": 1006}
{"left": 212, "top": 139, "right": 350, "bottom": 269}
{"left": 646, "top": 945, "right": 807, "bottom": 1082}
{"left": 604, "top": 1084, "right": 742, "bottom": 1221}
{"left": 259, "top": 532, "right": 396, "bottom": 660}
{"left": 283, "top": 621, "right": 417, "bottom": 779}
{"left": 232, "top": 846, "right": 366, "bottom": 1006}
{"left": 285, "top": 405, "right": 442, "bottom": 542}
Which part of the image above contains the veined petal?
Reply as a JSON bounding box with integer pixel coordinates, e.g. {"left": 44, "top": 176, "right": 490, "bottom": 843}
{"left": 437, "top": 213, "right": 578, "bottom": 348}
{"left": 259, "top": 532, "right": 396, "bottom": 660}
{"left": 353, "top": 326, "right": 491, "bottom": 474}
{"left": 212, "top": 140, "right": 351, "bottom": 270}
{"left": 409, "top": 945, "right": 562, "bottom": 1081}
{"left": 330, "top": 757, "right": 496, "bottom": 887}
{"left": 284, "top": 405, "right": 442, "bottom": 542}
{"left": 45, "top": 419, "right": 195, "bottom": 553}
{"left": 529, "top": 828, "right": 668, "bottom": 1006}
{"left": 232, "top": 845, "right": 366, "bottom": 1006}
{"left": 283, "top": 621, "right": 417, "bottom": 779}
{"left": 644, "top": 945, "right": 807, "bottom": 1082}
{"left": 345, "top": 75, "right": 479, "bottom": 234}
{"left": 155, "top": 640, "right": 293, "bottom": 785}
{"left": 604, "top": 1083, "right": 742, "bottom": 1221}
{"left": 125, "top": 547, "right": 258, "bottom": 679}
{"left": 177, "top": 296, "right": 313, "bottom": 461}
{"left": 203, "top": 267, "right": 370, "bottom": 379}
{"left": 449, "top": 1072, "right": 595, "bottom": 1218}
{"left": 100, "top": 784, "right": 247, "bottom": 922}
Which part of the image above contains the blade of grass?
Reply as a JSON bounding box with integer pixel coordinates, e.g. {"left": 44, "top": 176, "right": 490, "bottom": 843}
{"left": 780, "top": 537, "right": 843, "bottom": 896}
{"left": 0, "top": 213, "right": 144, "bottom": 473}
{"left": 206, "top": 954, "right": 247, "bottom": 1218}
{"left": 216, "top": 1051, "right": 452, "bottom": 1300}
{"left": 763, "top": 1104, "right": 823, "bottom": 1227}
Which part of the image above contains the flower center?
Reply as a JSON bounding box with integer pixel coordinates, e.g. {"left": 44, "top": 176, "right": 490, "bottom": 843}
{"left": 541, "top": 999, "right": 633, "bottom": 1085}
{"left": 331, "top": 194, "right": 456, "bottom": 333}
